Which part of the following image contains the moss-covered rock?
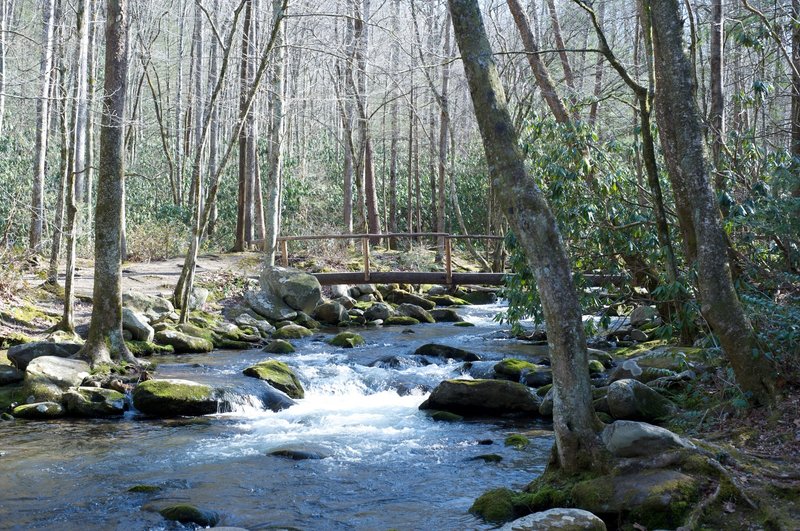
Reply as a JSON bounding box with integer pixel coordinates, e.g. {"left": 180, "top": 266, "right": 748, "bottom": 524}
{"left": 159, "top": 504, "right": 219, "bottom": 527}
{"left": 384, "top": 316, "right": 420, "bottom": 326}
{"left": 312, "top": 301, "right": 349, "bottom": 325}
{"left": 132, "top": 379, "right": 218, "bottom": 417}
{"left": 384, "top": 289, "right": 436, "bottom": 310}
{"left": 0, "top": 385, "right": 24, "bottom": 411}
{"left": 495, "top": 358, "right": 540, "bottom": 380}
{"left": 12, "top": 401, "right": 64, "bottom": 419}
{"left": 606, "top": 379, "right": 676, "bottom": 422}
{"left": 243, "top": 360, "right": 304, "bottom": 399}
{"left": 125, "top": 341, "right": 174, "bottom": 357}
{"left": 473, "top": 453, "right": 503, "bottom": 463}
{"left": 454, "top": 321, "right": 475, "bottom": 327}
{"left": 414, "top": 343, "right": 481, "bottom": 361}
{"left": 419, "top": 379, "right": 540, "bottom": 417}
{"left": 272, "top": 324, "right": 313, "bottom": 340}
{"left": 588, "top": 360, "right": 606, "bottom": 374}
{"left": 504, "top": 434, "right": 530, "bottom": 449}
{"left": 154, "top": 330, "right": 213, "bottom": 353}
{"left": 428, "top": 294, "right": 470, "bottom": 307}
{"left": 430, "top": 308, "right": 463, "bottom": 322}
{"left": 63, "top": 387, "right": 126, "bottom": 417}
{"left": 430, "top": 410, "right": 464, "bottom": 422}
{"left": 262, "top": 339, "right": 296, "bottom": 354}
{"left": 470, "top": 488, "right": 516, "bottom": 523}
{"left": 395, "top": 303, "right": 435, "bottom": 323}
{"left": 260, "top": 265, "right": 322, "bottom": 313}
{"left": 460, "top": 290, "right": 498, "bottom": 305}
{"left": 128, "top": 485, "right": 161, "bottom": 493}
{"left": 328, "top": 331, "right": 365, "bottom": 348}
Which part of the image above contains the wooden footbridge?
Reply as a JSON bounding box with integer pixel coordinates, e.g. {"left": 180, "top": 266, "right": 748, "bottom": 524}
{"left": 276, "top": 232, "right": 507, "bottom": 286}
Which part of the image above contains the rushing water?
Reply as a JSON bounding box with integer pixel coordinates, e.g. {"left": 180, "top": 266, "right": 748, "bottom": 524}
{"left": 0, "top": 303, "right": 554, "bottom": 530}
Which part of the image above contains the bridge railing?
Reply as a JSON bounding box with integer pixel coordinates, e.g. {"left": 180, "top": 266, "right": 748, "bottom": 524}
{"left": 276, "top": 232, "right": 506, "bottom": 285}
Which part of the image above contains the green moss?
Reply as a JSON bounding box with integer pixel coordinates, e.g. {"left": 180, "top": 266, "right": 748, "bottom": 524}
{"left": 504, "top": 434, "right": 530, "bottom": 449}
{"left": 513, "top": 484, "right": 570, "bottom": 513}
{"left": 128, "top": 485, "right": 161, "bottom": 493}
{"left": 495, "top": 358, "right": 539, "bottom": 379}
{"left": 536, "top": 383, "right": 553, "bottom": 396}
{"left": 613, "top": 339, "right": 670, "bottom": 358}
{"left": 328, "top": 331, "right": 365, "bottom": 348}
{"left": 263, "top": 339, "right": 296, "bottom": 354}
{"left": 0, "top": 332, "right": 33, "bottom": 349}
{"left": 454, "top": 321, "right": 475, "bottom": 327}
{"left": 473, "top": 454, "right": 503, "bottom": 463}
{"left": 243, "top": 360, "right": 304, "bottom": 399}
{"left": 428, "top": 294, "right": 470, "bottom": 306}
{"left": 159, "top": 504, "right": 219, "bottom": 527}
{"left": 0, "top": 386, "right": 24, "bottom": 411}
{"left": 135, "top": 380, "right": 212, "bottom": 402}
{"left": 273, "top": 324, "right": 313, "bottom": 340}
{"left": 125, "top": 341, "right": 174, "bottom": 357}
{"left": 588, "top": 359, "right": 605, "bottom": 374}
{"left": 630, "top": 475, "right": 700, "bottom": 529}
{"left": 430, "top": 410, "right": 463, "bottom": 422}
{"left": 189, "top": 310, "right": 221, "bottom": 329}
{"left": 384, "top": 316, "right": 420, "bottom": 326}
{"left": 469, "top": 488, "right": 516, "bottom": 523}
{"left": 1, "top": 302, "right": 58, "bottom": 326}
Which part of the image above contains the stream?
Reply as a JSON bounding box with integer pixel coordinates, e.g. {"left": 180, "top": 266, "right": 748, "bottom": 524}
{"left": 0, "top": 303, "right": 554, "bottom": 530}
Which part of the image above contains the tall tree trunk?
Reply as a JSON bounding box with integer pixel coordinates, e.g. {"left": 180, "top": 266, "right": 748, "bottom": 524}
{"left": 407, "top": 84, "right": 414, "bottom": 234}
{"left": 387, "top": 0, "right": 400, "bottom": 248}
{"left": 173, "top": 0, "right": 186, "bottom": 207}
{"left": 191, "top": 1, "right": 205, "bottom": 219}
{"left": 644, "top": 0, "right": 777, "bottom": 406}
{"left": 83, "top": 0, "right": 99, "bottom": 232}
{"left": 545, "top": 0, "right": 576, "bottom": 109}
{"left": 448, "top": 0, "right": 607, "bottom": 474}
{"left": 73, "top": 0, "right": 91, "bottom": 205}
{"left": 436, "top": 14, "right": 451, "bottom": 257}
{"left": 30, "top": 0, "right": 55, "bottom": 252}
{"left": 792, "top": 0, "right": 800, "bottom": 197}
{"left": 80, "top": 0, "right": 135, "bottom": 366}
{"left": 264, "top": 0, "right": 285, "bottom": 264}
{"left": 588, "top": 1, "right": 605, "bottom": 125}
{"left": 0, "top": 0, "right": 8, "bottom": 135}
{"left": 206, "top": 0, "right": 221, "bottom": 235}
{"left": 709, "top": 0, "right": 725, "bottom": 188}
{"left": 234, "top": 0, "right": 253, "bottom": 251}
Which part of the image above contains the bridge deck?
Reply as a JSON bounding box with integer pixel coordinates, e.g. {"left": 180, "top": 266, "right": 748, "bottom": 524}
{"left": 311, "top": 271, "right": 506, "bottom": 286}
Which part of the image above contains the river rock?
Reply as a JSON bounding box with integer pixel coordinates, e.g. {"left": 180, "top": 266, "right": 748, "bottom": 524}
{"left": 571, "top": 469, "right": 699, "bottom": 529}
{"left": 243, "top": 360, "right": 304, "bottom": 399}
{"left": 23, "top": 356, "right": 90, "bottom": 402}
{"left": 154, "top": 330, "right": 213, "bottom": 353}
{"left": 269, "top": 446, "right": 328, "bottom": 460}
{"left": 414, "top": 343, "right": 481, "bottom": 361}
{"left": 523, "top": 369, "right": 552, "bottom": 388}
{"left": 260, "top": 265, "right": 322, "bottom": 313}
{"left": 334, "top": 295, "right": 356, "bottom": 310}
{"left": 63, "top": 387, "right": 126, "bottom": 417}
{"left": 460, "top": 290, "right": 498, "bottom": 305}
{"left": 499, "top": 508, "right": 607, "bottom": 531}
{"left": 122, "top": 308, "right": 155, "bottom": 343}
{"left": 122, "top": 291, "right": 174, "bottom": 316}
{"left": 629, "top": 305, "right": 658, "bottom": 327}
{"left": 234, "top": 313, "right": 276, "bottom": 337}
{"left": 601, "top": 420, "right": 695, "bottom": 458}
{"left": 419, "top": 379, "right": 540, "bottom": 416}
{"left": 312, "top": 301, "right": 349, "bottom": 325}
{"left": 159, "top": 504, "right": 219, "bottom": 527}
{"left": 328, "top": 331, "right": 365, "bottom": 348}
{"left": 396, "top": 303, "right": 435, "bottom": 323}
{"left": 606, "top": 379, "right": 676, "bottom": 422}
{"left": 262, "top": 339, "right": 296, "bottom": 354}
{"left": 494, "top": 358, "right": 540, "bottom": 381}
{"left": 8, "top": 342, "right": 83, "bottom": 371}
{"left": 132, "top": 379, "right": 219, "bottom": 416}
{"left": 12, "top": 401, "right": 64, "bottom": 420}
{"left": 188, "top": 287, "right": 209, "bottom": 310}
{"left": 384, "top": 316, "right": 420, "bottom": 326}
{"left": 430, "top": 308, "right": 463, "bottom": 322}
{"left": 539, "top": 388, "right": 554, "bottom": 416}
{"left": 384, "top": 289, "right": 436, "bottom": 310}
{"left": 245, "top": 290, "right": 298, "bottom": 322}
{"left": 330, "top": 284, "right": 351, "bottom": 298}
{"left": 364, "top": 302, "right": 393, "bottom": 322}
{"left": 272, "top": 324, "right": 313, "bottom": 340}
{"left": 0, "top": 365, "right": 24, "bottom": 385}
{"left": 427, "top": 294, "right": 470, "bottom": 307}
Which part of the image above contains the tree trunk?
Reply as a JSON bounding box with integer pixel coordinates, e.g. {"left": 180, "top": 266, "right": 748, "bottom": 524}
{"left": 792, "top": 0, "right": 800, "bottom": 196}
{"left": 545, "top": 0, "right": 576, "bottom": 109}
{"left": 448, "top": 0, "right": 607, "bottom": 474}
{"left": 644, "top": 0, "right": 777, "bottom": 406}
{"left": 80, "top": 0, "right": 136, "bottom": 366}
{"left": 30, "top": 0, "right": 55, "bottom": 252}
{"left": 709, "top": 0, "right": 725, "bottom": 188}
{"left": 206, "top": 0, "right": 221, "bottom": 235}
{"left": 587, "top": 1, "right": 605, "bottom": 125}
{"left": 387, "top": 0, "right": 400, "bottom": 248}
{"left": 436, "top": 15, "right": 451, "bottom": 257}
{"left": 264, "top": 0, "right": 285, "bottom": 264}
{"left": 235, "top": 0, "right": 254, "bottom": 251}
{"left": 73, "top": 0, "right": 91, "bottom": 205}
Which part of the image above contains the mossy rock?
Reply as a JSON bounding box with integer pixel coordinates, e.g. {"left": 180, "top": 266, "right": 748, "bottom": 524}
{"left": 428, "top": 294, "right": 470, "bottom": 307}
{"left": 588, "top": 360, "right": 606, "bottom": 374}
{"left": 128, "top": 485, "right": 161, "bottom": 493}
{"left": 0, "top": 385, "right": 24, "bottom": 411}
{"left": 504, "top": 434, "right": 530, "bottom": 449}
{"left": 469, "top": 487, "right": 516, "bottom": 523}
{"left": 63, "top": 387, "right": 126, "bottom": 417}
{"left": 384, "top": 316, "right": 420, "bottom": 326}
{"left": 12, "top": 401, "right": 64, "bottom": 419}
{"left": 328, "top": 331, "right": 365, "bottom": 348}
{"left": 419, "top": 379, "right": 539, "bottom": 416}
{"left": 125, "top": 341, "right": 174, "bottom": 357}
{"left": 154, "top": 330, "right": 213, "bottom": 354}
{"left": 272, "top": 324, "right": 313, "bottom": 340}
{"left": 243, "top": 360, "right": 304, "bottom": 399}
{"left": 536, "top": 383, "right": 553, "bottom": 397}
{"left": 0, "top": 332, "right": 33, "bottom": 350}
{"left": 159, "top": 504, "right": 219, "bottom": 527}
{"left": 430, "top": 410, "right": 463, "bottom": 422}
{"left": 494, "top": 358, "right": 539, "bottom": 380}
{"left": 263, "top": 339, "right": 296, "bottom": 354}
{"left": 132, "top": 379, "right": 218, "bottom": 417}
{"left": 472, "top": 453, "right": 503, "bottom": 463}
{"left": 454, "top": 321, "right": 475, "bottom": 327}
{"left": 613, "top": 340, "right": 670, "bottom": 359}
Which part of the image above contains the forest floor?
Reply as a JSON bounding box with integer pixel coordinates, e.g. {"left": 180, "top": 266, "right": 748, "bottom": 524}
{"left": 1, "top": 247, "right": 799, "bottom": 528}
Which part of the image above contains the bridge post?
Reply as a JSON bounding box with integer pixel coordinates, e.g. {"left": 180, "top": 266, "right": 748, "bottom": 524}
{"left": 362, "top": 237, "right": 370, "bottom": 282}
{"left": 281, "top": 240, "right": 289, "bottom": 267}
{"left": 445, "top": 237, "right": 452, "bottom": 285}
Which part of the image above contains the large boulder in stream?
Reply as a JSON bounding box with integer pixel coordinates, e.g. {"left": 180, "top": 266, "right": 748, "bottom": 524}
{"left": 606, "top": 379, "right": 676, "bottom": 422}
{"left": 396, "top": 303, "right": 435, "bottom": 323}
{"left": 245, "top": 290, "right": 298, "bottom": 322}
{"left": 22, "top": 356, "right": 90, "bottom": 403}
{"left": 122, "top": 308, "right": 155, "bottom": 343}
{"left": 159, "top": 504, "right": 220, "bottom": 527}
{"left": 414, "top": 343, "right": 481, "bottom": 362}
{"left": 312, "top": 301, "right": 349, "bottom": 325}
{"left": 243, "top": 360, "right": 304, "bottom": 399}
{"left": 364, "top": 302, "right": 394, "bottom": 322}
{"left": 154, "top": 330, "right": 213, "bottom": 353}
{"left": 430, "top": 308, "right": 464, "bottom": 323}
{"left": 499, "top": 509, "right": 607, "bottom": 531}
{"left": 260, "top": 265, "right": 322, "bottom": 314}
{"left": 132, "top": 379, "right": 219, "bottom": 417}
{"left": 63, "top": 387, "right": 126, "bottom": 417}
{"left": 8, "top": 342, "right": 82, "bottom": 371}
{"left": 12, "top": 401, "right": 64, "bottom": 420}
{"left": 384, "top": 289, "right": 436, "bottom": 310}
{"left": 419, "top": 379, "right": 540, "bottom": 416}
{"left": 272, "top": 324, "right": 313, "bottom": 340}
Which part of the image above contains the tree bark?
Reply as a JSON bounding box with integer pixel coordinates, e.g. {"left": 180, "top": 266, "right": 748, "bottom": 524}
{"left": 792, "top": 0, "right": 800, "bottom": 196}
{"left": 644, "top": 0, "right": 777, "bottom": 406}
{"left": 709, "top": 0, "right": 725, "bottom": 188}
{"left": 448, "top": 0, "right": 607, "bottom": 474}
{"left": 80, "top": 0, "right": 136, "bottom": 366}
{"left": 545, "top": 0, "right": 576, "bottom": 109}
{"left": 264, "top": 0, "right": 285, "bottom": 265}
{"left": 234, "top": 0, "right": 254, "bottom": 251}
{"left": 30, "top": 0, "right": 55, "bottom": 252}
{"left": 436, "top": 14, "right": 451, "bottom": 258}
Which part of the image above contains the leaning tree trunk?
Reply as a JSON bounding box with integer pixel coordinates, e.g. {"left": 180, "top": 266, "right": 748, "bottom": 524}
{"left": 644, "top": 0, "right": 777, "bottom": 406}
{"left": 448, "top": 0, "right": 607, "bottom": 474}
{"left": 80, "top": 0, "right": 136, "bottom": 366}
